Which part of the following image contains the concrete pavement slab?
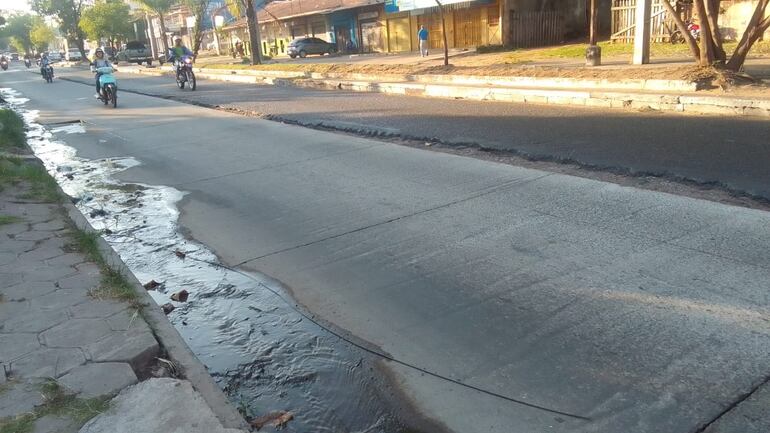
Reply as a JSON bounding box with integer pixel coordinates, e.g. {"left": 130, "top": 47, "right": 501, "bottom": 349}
{"left": 2, "top": 281, "right": 58, "bottom": 301}
{"left": 40, "top": 319, "right": 113, "bottom": 348}
{"left": 9, "top": 347, "right": 87, "bottom": 378}
{"left": 0, "top": 380, "right": 45, "bottom": 418}
{"left": 0, "top": 333, "right": 41, "bottom": 363}
{"left": 58, "top": 363, "right": 138, "bottom": 398}
{"left": 1, "top": 309, "right": 69, "bottom": 333}
{"left": 78, "top": 378, "right": 246, "bottom": 433}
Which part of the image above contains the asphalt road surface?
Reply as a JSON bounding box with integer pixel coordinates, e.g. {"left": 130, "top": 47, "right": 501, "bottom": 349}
{"left": 55, "top": 65, "right": 770, "bottom": 202}
{"left": 3, "top": 67, "right": 770, "bottom": 433}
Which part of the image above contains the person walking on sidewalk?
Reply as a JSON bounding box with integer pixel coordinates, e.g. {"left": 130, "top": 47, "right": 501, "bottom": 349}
{"left": 418, "top": 25, "right": 429, "bottom": 57}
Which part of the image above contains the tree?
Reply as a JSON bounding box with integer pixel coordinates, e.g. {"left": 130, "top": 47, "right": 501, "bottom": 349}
{"left": 135, "top": 0, "right": 176, "bottom": 58}
{"left": 31, "top": 0, "right": 88, "bottom": 58}
{"left": 225, "top": 0, "right": 262, "bottom": 65}
{"left": 0, "top": 14, "right": 36, "bottom": 54}
{"left": 435, "top": 0, "right": 449, "bottom": 66}
{"left": 30, "top": 21, "right": 56, "bottom": 52}
{"left": 79, "top": 0, "right": 133, "bottom": 50}
{"left": 183, "top": 0, "right": 211, "bottom": 56}
{"left": 662, "top": 0, "right": 769, "bottom": 71}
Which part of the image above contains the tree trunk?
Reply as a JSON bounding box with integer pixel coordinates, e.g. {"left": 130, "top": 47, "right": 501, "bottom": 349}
{"left": 245, "top": 0, "right": 262, "bottom": 65}
{"left": 157, "top": 14, "right": 170, "bottom": 59}
{"left": 693, "top": 0, "right": 714, "bottom": 66}
{"left": 436, "top": 0, "right": 449, "bottom": 66}
{"left": 726, "top": 0, "right": 769, "bottom": 71}
{"left": 704, "top": 0, "right": 725, "bottom": 62}
{"left": 661, "top": 0, "right": 699, "bottom": 60}
{"left": 146, "top": 13, "right": 157, "bottom": 59}
{"left": 191, "top": 0, "right": 210, "bottom": 57}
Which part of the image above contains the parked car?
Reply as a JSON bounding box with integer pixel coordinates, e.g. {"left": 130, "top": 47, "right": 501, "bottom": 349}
{"left": 287, "top": 37, "right": 336, "bottom": 58}
{"left": 116, "top": 41, "right": 153, "bottom": 65}
{"left": 10, "top": 53, "right": 19, "bottom": 61}
{"left": 47, "top": 52, "right": 62, "bottom": 62}
{"left": 66, "top": 49, "right": 83, "bottom": 61}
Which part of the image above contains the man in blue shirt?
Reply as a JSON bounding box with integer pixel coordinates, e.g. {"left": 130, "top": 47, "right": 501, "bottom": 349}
{"left": 418, "top": 25, "right": 429, "bottom": 57}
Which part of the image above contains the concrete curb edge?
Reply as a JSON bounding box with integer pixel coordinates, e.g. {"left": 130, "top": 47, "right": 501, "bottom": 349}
{"left": 59, "top": 188, "right": 249, "bottom": 430}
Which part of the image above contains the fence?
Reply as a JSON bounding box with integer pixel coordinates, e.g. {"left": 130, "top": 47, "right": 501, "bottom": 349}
{"left": 509, "top": 10, "right": 566, "bottom": 48}
{"left": 611, "top": 0, "right": 693, "bottom": 43}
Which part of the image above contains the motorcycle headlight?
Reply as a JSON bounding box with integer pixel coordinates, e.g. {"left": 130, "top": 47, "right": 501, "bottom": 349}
{"left": 184, "top": 57, "right": 192, "bottom": 64}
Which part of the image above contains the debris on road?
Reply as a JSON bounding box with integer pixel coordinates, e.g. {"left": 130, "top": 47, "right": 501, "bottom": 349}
{"left": 174, "top": 249, "right": 186, "bottom": 259}
{"left": 143, "top": 280, "right": 161, "bottom": 290}
{"left": 161, "top": 303, "right": 175, "bottom": 314}
{"left": 89, "top": 209, "right": 108, "bottom": 218}
{"left": 171, "top": 289, "right": 189, "bottom": 302}
{"left": 249, "top": 411, "right": 294, "bottom": 430}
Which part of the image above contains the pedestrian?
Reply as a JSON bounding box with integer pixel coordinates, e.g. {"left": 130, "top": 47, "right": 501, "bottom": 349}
{"left": 418, "top": 25, "right": 429, "bottom": 57}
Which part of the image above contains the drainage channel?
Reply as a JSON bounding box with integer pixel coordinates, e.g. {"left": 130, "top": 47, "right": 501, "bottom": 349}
{"left": 1, "top": 88, "right": 434, "bottom": 433}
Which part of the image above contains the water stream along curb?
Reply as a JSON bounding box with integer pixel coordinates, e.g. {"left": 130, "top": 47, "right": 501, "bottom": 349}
{"left": 1, "top": 87, "right": 431, "bottom": 433}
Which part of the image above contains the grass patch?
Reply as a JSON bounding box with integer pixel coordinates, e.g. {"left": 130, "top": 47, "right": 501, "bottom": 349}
{"left": 0, "top": 215, "right": 22, "bottom": 225}
{"left": 0, "top": 110, "right": 25, "bottom": 152}
{"left": 0, "top": 157, "right": 60, "bottom": 203}
{"left": 0, "top": 380, "right": 110, "bottom": 433}
{"left": 68, "top": 229, "right": 139, "bottom": 304}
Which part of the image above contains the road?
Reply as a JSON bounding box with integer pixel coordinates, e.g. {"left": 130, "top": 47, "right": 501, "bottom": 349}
{"left": 3, "top": 66, "right": 770, "bottom": 433}
{"left": 55, "top": 65, "right": 770, "bottom": 203}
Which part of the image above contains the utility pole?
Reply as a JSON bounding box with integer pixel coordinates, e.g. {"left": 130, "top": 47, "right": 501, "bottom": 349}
{"left": 585, "top": 0, "right": 601, "bottom": 66}
{"left": 633, "top": 0, "right": 652, "bottom": 64}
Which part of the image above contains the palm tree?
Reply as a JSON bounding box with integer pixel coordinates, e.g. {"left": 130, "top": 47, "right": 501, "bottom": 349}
{"left": 225, "top": 0, "right": 263, "bottom": 65}
{"left": 136, "top": 0, "right": 176, "bottom": 59}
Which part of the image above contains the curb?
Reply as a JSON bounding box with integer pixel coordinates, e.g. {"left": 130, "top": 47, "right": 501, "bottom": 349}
{"left": 56, "top": 182, "right": 249, "bottom": 430}
{"left": 118, "top": 65, "right": 770, "bottom": 118}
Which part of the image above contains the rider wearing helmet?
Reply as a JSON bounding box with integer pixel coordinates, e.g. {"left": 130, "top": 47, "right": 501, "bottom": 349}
{"left": 90, "top": 48, "right": 114, "bottom": 98}
{"left": 39, "top": 52, "right": 50, "bottom": 75}
{"left": 167, "top": 37, "right": 193, "bottom": 78}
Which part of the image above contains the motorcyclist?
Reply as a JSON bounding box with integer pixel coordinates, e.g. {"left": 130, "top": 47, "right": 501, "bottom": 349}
{"left": 39, "top": 53, "right": 52, "bottom": 76}
{"left": 167, "top": 37, "right": 193, "bottom": 79}
{"left": 90, "top": 48, "right": 114, "bottom": 99}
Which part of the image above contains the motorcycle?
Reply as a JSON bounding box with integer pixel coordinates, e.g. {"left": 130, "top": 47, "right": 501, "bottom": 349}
{"left": 41, "top": 64, "right": 54, "bottom": 83}
{"left": 94, "top": 65, "right": 118, "bottom": 108}
{"left": 174, "top": 55, "right": 196, "bottom": 91}
{"left": 24, "top": 58, "right": 31, "bottom": 68}
{"left": 0, "top": 58, "right": 8, "bottom": 71}
{"left": 671, "top": 19, "right": 701, "bottom": 44}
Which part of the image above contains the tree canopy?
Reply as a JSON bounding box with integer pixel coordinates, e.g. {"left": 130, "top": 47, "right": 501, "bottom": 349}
{"left": 0, "top": 14, "right": 37, "bottom": 54}
{"left": 31, "top": 0, "right": 88, "bottom": 56}
{"left": 79, "top": 0, "right": 133, "bottom": 44}
{"left": 30, "top": 20, "right": 56, "bottom": 51}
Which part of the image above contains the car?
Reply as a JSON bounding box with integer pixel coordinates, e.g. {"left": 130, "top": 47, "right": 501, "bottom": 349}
{"left": 10, "top": 53, "right": 19, "bottom": 61}
{"left": 287, "top": 37, "right": 336, "bottom": 58}
{"left": 116, "top": 41, "right": 153, "bottom": 65}
{"left": 47, "top": 52, "right": 62, "bottom": 62}
{"left": 66, "top": 49, "right": 83, "bottom": 61}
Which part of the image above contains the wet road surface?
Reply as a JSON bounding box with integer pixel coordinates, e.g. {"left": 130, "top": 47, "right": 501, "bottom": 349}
{"left": 58, "top": 65, "right": 770, "bottom": 202}
{"left": 3, "top": 67, "right": 770, "bottom": 433}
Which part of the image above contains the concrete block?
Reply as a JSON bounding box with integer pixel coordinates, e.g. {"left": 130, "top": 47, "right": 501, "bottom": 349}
{"left": 0, "top": 222, "right": 30, "bottom": 236}
{"left": 56, "top": 273, "right": 101, "bottom": 291}
{"left": 2, "top": 281, "right": 57, "bottom": 301}
{"left": 0, "top": 252, "right": 16, "bottom": 266}
{"left": 10, "top": 347, "right": 86, "bottom": 378}
{"left": 32, "top": 221, "right": 66, "bottom": 231}
{"left": 18, "top": 246, "right": 65, "bottom": 262}
{"left": 58, "top": 362, "right": 137, "bottom": 398}
{"left": 2, "top": 309, "right": 69, "bottom": 333}
{"left": 30, "top": 289, "right": 90, "bottom": 310}
{"left": 14, "top": 231, "right": 55, "bottom": 242}
{"left": 33, "top": 415, "right": 80, "bottom": 433}
{"left": 0, "top": 333, "right": 41, "bottom": 363}
{"left": 0, "top": 379, "right": 45, "bottom": 418}
{"left": 78, "top": 378, "right": 247, "bottom": 433}
{"left": 69, "top": 301, "right": 126, "bottom": 319}
{"left": 41, "top": 319, "right": 113, "bottom": 348}
{"left": 0, "top": 272, "right": 23, "bottom": 288}
{"left": 46, "top": 253, "right": 85, "bottom": 268}
{"left": 85, "top": 324, "right": 159, "bottom": 371}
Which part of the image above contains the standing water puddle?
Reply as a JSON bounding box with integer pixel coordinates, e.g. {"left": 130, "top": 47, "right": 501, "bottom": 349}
{"left": 1, "top": 88, "right": 426, "bottom": 433}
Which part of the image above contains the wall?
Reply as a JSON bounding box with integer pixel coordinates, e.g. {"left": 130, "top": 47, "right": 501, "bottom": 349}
{"left": 719, "top": 0, "right": 770, "bottom": 41}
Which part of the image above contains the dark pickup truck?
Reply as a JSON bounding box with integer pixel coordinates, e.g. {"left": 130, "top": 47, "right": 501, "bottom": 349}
{"left": 116, "top": 41, "right": 153, "bottom": 65}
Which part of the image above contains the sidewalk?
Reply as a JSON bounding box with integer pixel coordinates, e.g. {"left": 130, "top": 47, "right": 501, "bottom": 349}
{"left": 118, "top": 62, "right": 770, "bottom": 117}
{"left": 0, "top": 115, "right": 247, "bottom": 432}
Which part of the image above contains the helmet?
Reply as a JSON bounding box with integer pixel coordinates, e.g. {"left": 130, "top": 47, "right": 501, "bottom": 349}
{"left": 95, "top": 48, "right": 104, "bottom": 54}
{"left": 174, "top": 37, "right": 182, "bottom": 42}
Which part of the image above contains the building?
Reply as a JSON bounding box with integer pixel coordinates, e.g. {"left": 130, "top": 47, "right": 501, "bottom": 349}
{"left": 221, "top": 0, "right": 604, "bottom": 56}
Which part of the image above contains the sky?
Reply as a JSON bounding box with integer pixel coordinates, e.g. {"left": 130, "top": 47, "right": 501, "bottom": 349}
{"left": 3, "top": 0, "right": 31, "bottom": 13}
